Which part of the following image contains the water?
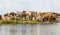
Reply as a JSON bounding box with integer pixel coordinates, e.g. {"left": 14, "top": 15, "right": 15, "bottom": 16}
{"left": 0, "top": 23, "right": 60, "bottom": 35}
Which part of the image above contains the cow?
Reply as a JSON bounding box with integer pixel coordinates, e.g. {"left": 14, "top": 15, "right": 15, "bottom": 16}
{"left": 40, "top": 12, "right": 58, "bottom": 22}
{"left": 30, "top": 11, "right": 37, "bottom": 20}
{"left": 21, "top": 11, "right": 38, "bottom": 21}
{"left": 21, "top": 11, "right": 31, "bottom": 20}
{"left": 49, "top": 12, "right": 58, "bottom": 22}
{"left": 2, "top": 13, "right": 10, "bottom": 20}
{"left": 9, "top": 12, "right": 18, "bottom": 20}
{"left": 2, "top": 12, "right": 18, "bottom": 20}
{"left": 36, "top": 12, "right": 43, "bottom": 21}
{"left": 36, "top": 12, "right": 58, "bottom": 22}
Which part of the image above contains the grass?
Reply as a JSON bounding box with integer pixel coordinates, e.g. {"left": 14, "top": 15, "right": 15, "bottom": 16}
{"left": 0, "top": 19, "right": 59, "bottom": 25}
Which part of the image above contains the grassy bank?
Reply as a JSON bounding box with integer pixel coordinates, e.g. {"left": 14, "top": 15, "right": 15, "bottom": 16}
{"left": 0, "top": 20, "right": 59, "bottom": 25}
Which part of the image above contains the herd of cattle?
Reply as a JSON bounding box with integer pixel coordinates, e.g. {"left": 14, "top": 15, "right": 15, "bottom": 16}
{"left": 0, "top": 11, "right": 60, "bottom": 22}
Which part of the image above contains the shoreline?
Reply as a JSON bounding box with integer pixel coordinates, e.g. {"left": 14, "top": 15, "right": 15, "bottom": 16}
{"left": 0, "top": 20, "right": 59, "bottom": 25}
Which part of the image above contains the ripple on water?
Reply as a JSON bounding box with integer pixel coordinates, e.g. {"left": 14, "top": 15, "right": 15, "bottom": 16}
{"left": 0, "top": 23, "right": 59, "bottom": 35}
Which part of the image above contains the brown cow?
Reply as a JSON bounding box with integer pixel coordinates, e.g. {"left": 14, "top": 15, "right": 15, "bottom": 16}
{"left": 2, "top": 13, "right": 10, "bottom": 20}
{"left": 49, "top": 12, "right": 58, "bottom": 22}
{"left": 21, "top": 11, "right": 31, "bottom": 20}
{"left": 9, "top": 12, "right": 18, "bottom": 20}
{"left": 30, "top": 11, "right": 37, "bottom": 20}
{"left": 21, "top": 11, "right": 38, "bottom": 21}
{"left": 40, "top": 12, "right": 58, "bottom": 22}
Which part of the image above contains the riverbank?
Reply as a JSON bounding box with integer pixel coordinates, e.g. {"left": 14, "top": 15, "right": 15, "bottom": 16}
{"left": 0, "top": 20, "right": 59, "bottom": 25}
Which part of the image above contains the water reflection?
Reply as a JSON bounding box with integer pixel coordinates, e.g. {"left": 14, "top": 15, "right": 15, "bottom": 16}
{"left": 0, "top": 23, "right": 60, "bottom": 35}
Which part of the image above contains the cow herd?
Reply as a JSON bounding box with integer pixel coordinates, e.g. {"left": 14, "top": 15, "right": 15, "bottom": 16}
{"left": 0, "top": 11, "right": 60, "bottom": 22}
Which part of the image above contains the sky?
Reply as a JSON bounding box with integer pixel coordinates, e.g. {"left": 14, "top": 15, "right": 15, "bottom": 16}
{"left": 0, "top": 0, "right": 60, "bottom": 15}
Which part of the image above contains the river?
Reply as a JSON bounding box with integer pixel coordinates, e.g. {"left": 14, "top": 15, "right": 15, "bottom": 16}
{"left": 0, "top": 23, "right": 60, "bottom": 35}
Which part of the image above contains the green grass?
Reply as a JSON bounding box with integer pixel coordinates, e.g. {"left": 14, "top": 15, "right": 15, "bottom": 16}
{"left": 0, "top": 19, "right": 59, "bottom": 25}
{"left": 0, "top": 18, "right": 60, "bottom": 25}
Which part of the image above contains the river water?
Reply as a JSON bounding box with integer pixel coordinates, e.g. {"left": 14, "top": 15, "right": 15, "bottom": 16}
{"left": 0, "top": 23, "right": 60, "bottom": 35}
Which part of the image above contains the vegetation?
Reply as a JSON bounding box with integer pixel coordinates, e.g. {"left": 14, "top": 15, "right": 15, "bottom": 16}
{"left": 0, "top": 19, "right": 59, "bottom": 25}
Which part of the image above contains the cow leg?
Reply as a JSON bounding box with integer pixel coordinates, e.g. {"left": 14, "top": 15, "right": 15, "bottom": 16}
{"left": 42, "top": 17, "right": 48, "bottom": 22}
{"left": 32, "top": 17, "right": 35, "bottom": 21}
{"left": 52, "top": 18, "right": 56, "bottom": 22}
{"left": 22, "top": 17, "right": 25, "bottom": 20}
{"left": 42, "top": 18, "right": 46, "bottom": 22}
{"left": 49, "top": 18, "right": 56, "bottom": 22}
{"left": 26, "top": 16, "right": 30, "bottom": 21}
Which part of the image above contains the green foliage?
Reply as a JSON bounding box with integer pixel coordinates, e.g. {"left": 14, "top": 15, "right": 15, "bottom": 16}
{"left": 0, "top": 19, "right": 59, "bottom": 25}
